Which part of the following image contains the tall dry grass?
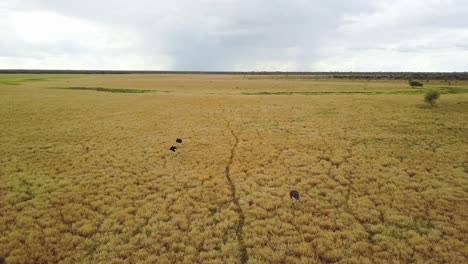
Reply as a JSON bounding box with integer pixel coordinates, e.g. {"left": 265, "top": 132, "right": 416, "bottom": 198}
{"left": 0, "top": 75, "right": 467, "bottom": 263}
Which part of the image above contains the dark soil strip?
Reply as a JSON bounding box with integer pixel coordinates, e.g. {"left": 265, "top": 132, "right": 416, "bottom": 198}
{"left": 225, "top": 121, "right": 248, "bottom": 264}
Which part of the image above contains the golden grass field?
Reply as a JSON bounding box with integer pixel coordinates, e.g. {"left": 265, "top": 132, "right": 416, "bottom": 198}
{"left": 0, "top": 74, "right": 467, "bottom": 263}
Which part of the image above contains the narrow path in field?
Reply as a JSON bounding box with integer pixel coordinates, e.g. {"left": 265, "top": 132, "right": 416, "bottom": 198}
{"left": 224, "top": 119, "right": 248, "bottom": 264}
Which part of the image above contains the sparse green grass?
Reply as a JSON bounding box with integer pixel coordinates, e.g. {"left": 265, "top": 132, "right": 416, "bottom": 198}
{"left": 0, "top": 74, "right": 467, "bottom": 263}
{"left": 436, "top": 86, "right": 468, "bottom": 94}
{"left": 53, "top": 87, "right": 162, "bottom": 93}
{"left": 242, "top": 86, "right": 468, "bottom": 96}
{"left": 243, "top": 91, "right": 376, "bottom": 95}
{"left": 0, "top": 75, "right": 78, "bottom": 86}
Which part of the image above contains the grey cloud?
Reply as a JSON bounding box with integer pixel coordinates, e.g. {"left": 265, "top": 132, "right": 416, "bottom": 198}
{"left": 16, "top": 0, "right": 378, "bottom": 70}
{"left": 1, "top": 0, "right": 467, "bottom": 71}
{"left": 140, "top": 0, "right": 377, "bottom": 70}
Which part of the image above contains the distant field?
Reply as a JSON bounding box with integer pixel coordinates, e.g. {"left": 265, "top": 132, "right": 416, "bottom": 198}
{"left": 0, "top": 74, "right": 467, "bottom": 263}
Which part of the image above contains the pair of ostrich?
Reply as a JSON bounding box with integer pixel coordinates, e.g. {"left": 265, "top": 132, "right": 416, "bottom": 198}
{"left": 169, "top": 138, "right": 300, "bottom": 202}
{"left": 169, "top": 138, "right": 182, "bottom": 152}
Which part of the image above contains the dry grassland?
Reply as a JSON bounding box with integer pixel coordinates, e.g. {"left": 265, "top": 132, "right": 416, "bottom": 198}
{"left": 0, "top": 74, "right": 467, "bottom": 263}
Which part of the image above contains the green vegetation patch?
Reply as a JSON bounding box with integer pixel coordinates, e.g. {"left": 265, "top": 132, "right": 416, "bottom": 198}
{"left": 242, "top": 91, "right": 375, "bottom": 96}
{"left": 242, "top": 87, "right": 468, "bottom": 96}
{"left": 436, "top": 86, "right": 468, "bottom": 94}
{"left": 0, "top": 75, "right": 78, "bottom": 85}
{"left": 54, "top": 87, "right": 171, "bottom": 94}
{"left": 0, "top": 77, "right": 42, "bottom": 85}
{"left": 393, "top": 86, "right": 468, "bottom": 95}
{"left": 0, "top": 80, "right": 22, "bottom": 85}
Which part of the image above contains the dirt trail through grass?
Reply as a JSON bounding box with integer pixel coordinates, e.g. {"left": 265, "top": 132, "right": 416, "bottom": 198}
{"left": 224, "top": 116, "right": 248, "bottom": 264}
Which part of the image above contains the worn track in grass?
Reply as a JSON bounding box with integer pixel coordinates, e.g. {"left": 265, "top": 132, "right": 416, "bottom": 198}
{"left": 224, "top": 118, "right": 248, "bottom": 264}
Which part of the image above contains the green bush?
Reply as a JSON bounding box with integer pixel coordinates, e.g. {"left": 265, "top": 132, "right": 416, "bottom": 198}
{"left": 409, "top": 81, "right": 423, "bottom": 88}
{"left": 424, "top": 90, "right": 440, "bottom": 107}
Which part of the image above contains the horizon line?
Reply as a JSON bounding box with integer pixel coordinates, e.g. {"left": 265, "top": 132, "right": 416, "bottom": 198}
{"left": 1, "top": 69, "right": 467, "bottom": 74}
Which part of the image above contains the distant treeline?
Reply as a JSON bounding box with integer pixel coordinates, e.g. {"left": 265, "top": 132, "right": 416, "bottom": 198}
{"left": 1, "top": 69, "right": 467, "bottom": 80}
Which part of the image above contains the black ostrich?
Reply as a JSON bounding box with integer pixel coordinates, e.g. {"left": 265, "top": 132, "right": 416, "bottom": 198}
{"left": 290, "top": 190, "right": 299, "bottom": 202}
{"left": 170, "top": 145, "right": 177, "bottom": 152}
{"left": 176, "top": 138, "right": 183, "bottom": 144}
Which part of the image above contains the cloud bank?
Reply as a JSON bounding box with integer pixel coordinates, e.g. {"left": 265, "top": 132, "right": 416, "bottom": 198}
{"left": 1, "top": 0, "right": 467, "bottom": 71}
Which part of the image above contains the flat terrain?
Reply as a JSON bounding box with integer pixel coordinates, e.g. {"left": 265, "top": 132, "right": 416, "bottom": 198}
{"left": 0, "top": 74, "right": 467, "bottom": 263}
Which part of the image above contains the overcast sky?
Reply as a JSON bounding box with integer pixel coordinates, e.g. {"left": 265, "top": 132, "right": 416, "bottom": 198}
{"left": 1, "top": 0, "right": 467, "bottom": 71}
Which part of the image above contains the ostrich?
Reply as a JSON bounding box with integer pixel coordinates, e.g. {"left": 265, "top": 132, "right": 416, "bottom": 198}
{"left": 170, "top": 146, "right": 177, "bottom": 152}
{"left": 176, "top": 138, "right": 183, "bottom": 144}
{"left": 290, "top": 190, "right": 299, "bottom": 202}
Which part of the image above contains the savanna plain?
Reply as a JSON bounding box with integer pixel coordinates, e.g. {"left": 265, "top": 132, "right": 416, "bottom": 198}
{"left": 0, "top": 74, "right": 467, "bottom": 264}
